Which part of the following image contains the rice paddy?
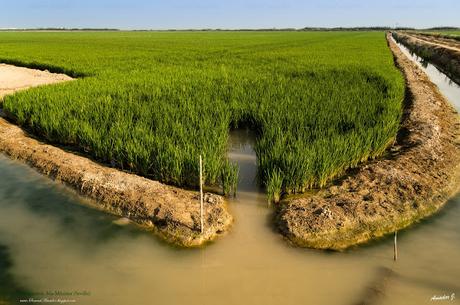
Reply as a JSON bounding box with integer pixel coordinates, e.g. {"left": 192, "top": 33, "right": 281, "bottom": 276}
{"left": 0, "top": 31, "right": 404, "bottom": 200}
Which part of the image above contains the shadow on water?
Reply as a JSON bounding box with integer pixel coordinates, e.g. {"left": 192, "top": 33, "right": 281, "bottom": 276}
{"left": 0, "top": 155, "right": 185, "bottom": 253}
{"left": 227, "top": 127, "right": 278, "bottom": 230}
{"left": 227, "top": 128, "right": 264, "bottom": 194}
{"left": 0, "top": 244, "right": 32, "bottom": 304}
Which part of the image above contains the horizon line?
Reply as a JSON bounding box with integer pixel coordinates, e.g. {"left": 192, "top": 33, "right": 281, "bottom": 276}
{"left": 1, "top": 26, "right": 459, "bottom": 32}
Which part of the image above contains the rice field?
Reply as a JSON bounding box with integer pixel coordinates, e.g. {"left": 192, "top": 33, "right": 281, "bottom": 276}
{"left": 0, "top": 31, "right": 404, "bottom": 200}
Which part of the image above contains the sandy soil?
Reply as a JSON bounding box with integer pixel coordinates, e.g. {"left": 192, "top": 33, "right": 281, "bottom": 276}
{"left": 0, "top": 64, "right": 232, "bottom": 247}
{"left": 276, "top": 33, "right": 460, "bottom": 250}
{"left": 0, "top": 64, "right": 73, "bottom": 98}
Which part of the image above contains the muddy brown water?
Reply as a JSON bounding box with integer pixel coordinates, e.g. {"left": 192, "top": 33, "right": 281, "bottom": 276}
{"left": 1, "top": 47, "right": 460, "bottom": 304}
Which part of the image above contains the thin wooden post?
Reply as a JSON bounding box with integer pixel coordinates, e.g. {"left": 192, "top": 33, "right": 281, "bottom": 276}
{"left": 199, "top": 155, "right": 204, "bottom": 234}
{"left": 393, "top": 231, "right": 398, "bottom": 261}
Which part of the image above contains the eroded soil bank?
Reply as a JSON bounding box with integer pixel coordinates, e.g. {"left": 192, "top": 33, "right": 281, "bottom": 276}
{"left": 392, "top": 32, "right": 460, "bottom": 85}
{"left": 0, "top": 64, "right": 231, "bottom": 247}
{"left": 276, "top": 33, "right": 460, "bottom": 250}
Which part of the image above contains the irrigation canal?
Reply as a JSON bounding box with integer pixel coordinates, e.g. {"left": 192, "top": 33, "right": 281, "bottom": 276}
{"left": 1, "top": 42, "right": 460, "bottom": 304}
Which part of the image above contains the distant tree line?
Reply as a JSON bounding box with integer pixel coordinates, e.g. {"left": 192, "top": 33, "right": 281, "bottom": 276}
{"left": 1, "top": 26, "right": 458, "bottom": 32}
{"left": 0, "top": 28, "right": 119, "bottom": 31}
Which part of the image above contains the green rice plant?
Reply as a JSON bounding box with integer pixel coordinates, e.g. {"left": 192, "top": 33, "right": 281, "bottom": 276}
{"left": 221, "top": 160, "right": 239, "bottom": 197}
{"left": 0, "top": 31, "right": 405, "bottom": 197}
{"left": 267, "top": 169, "right": 283, "bottom": 204}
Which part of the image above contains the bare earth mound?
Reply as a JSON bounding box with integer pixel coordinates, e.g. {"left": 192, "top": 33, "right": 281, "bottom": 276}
{"left": 0, "top": 63, "right": 73, "bottom": 98}
{"left": 276, "top": 33, "right": 460, "bottom": 250}
{"left": 0, "top": 64, "right": 232, "bottom": 247}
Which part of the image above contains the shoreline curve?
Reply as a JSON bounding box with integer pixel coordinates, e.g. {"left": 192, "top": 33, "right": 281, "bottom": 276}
{"left": 275, "top": 33, "right": 460, "bottom": 250}
{"left": 0, "top": 64, "right": 232, "bottom": 247}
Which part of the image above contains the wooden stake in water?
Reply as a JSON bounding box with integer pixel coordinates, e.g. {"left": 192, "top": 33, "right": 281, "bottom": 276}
{"left": 394, "top": 231, "right": 398, "bottom": 261}
{"left": 200, "top": 155, "right": 204, "bottom": 234}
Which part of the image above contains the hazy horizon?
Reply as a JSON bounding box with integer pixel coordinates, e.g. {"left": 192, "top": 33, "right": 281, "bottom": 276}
{"left": 1, "top": 0, "right": 459, "bottom": 30}
{"left": 1, "top": 26, "right": 459, "bottom": 31}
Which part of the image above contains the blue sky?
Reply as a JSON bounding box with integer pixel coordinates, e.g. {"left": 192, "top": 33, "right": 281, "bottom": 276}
{"left": 1, "top": 0, "right": 459, "bottom": 29}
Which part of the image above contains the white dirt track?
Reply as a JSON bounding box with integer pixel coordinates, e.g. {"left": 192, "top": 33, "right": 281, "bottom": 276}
{"left": 0, "top": 63, "right": 73, "bottom": 98}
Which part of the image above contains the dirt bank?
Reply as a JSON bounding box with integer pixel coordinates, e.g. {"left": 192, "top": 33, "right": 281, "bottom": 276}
{"left": 0, "top": 64, "right": 231, "bottom": 247}
{"left": 276, "top": 33, "right": 460, "bottom": 250}
{"left": 392, "top": 32, "right": 460, "bottom": 85}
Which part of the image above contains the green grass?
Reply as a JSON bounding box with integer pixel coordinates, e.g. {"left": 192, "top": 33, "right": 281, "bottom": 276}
{"left": 0, "top": 31, "right": 404, "bottom": 200}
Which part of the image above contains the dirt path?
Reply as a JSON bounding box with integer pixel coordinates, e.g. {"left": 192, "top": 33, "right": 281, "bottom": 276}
{"left": 276, "top": 33, "right": 460, "bottom": 250}
{"left": 0, "top": 64, "right": 73, "bottom": 98}
{"left": 413, "top": 33, "right": 460, "bottom": 50}
{"left": 0, "top": 64, "right": 232, "bottom": 247}
{"left": 406, "top": 33, "right": 460, "bottom": 53}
